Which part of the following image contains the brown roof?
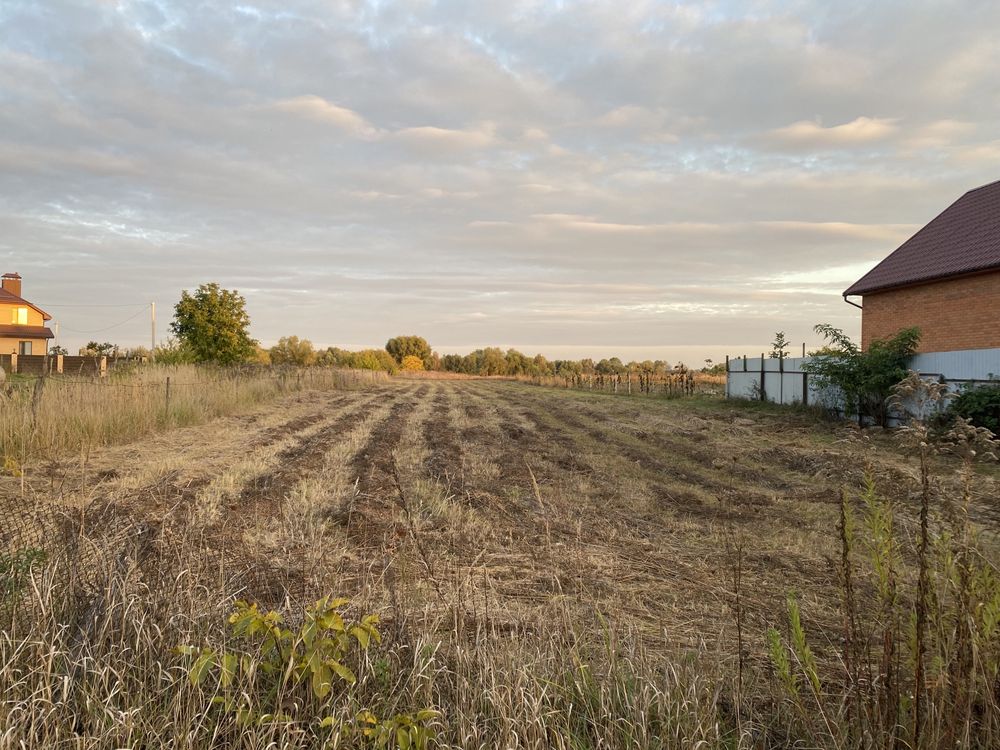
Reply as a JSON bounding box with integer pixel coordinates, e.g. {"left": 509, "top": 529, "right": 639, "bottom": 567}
{"left": 0, "top": 287, "right": 52, "bottom": 320}
{"left": 844, "top": 179, "right": 1000, "bottom": 296}
{"left": 0, "top": 324, "right": 54, "bottom": 339}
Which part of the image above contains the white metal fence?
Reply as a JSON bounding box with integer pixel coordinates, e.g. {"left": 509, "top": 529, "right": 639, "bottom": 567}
{"left": 726, "top": 347, "right": 1000, "bottom": 412}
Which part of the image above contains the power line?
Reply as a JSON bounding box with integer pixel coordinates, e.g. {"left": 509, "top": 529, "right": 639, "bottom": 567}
{"left": 57, "top": 307, "right": 150, "bottom": 334}
{"left": 38, "top": 303, "right": 150, "bottom": 308}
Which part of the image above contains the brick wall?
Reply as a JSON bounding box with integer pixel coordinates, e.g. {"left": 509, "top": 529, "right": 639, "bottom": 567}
{"left": 862, "top": 270, "right": 1000, "bottom": 352}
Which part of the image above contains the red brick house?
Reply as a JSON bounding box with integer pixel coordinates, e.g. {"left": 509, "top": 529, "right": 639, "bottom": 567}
{"left": 844, "top": 180, "right": 1000, "bottom": 353}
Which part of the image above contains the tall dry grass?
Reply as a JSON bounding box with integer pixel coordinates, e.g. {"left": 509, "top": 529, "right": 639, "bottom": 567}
{"left": 3, "top": 451, "right": 998, "bottom": 748}
{"left": 2, "top": 374, "right": 999, "bottom": 748}
{"left": 0, "top": 537, "right": 736, "bottom": 749}
{"left": 0, "top": 365, "right": 387, "bottom": 469}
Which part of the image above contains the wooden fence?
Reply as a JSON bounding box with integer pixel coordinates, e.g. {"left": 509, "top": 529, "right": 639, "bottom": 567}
{"left": 525, "top": 369, "right": 711, "bottom": 397}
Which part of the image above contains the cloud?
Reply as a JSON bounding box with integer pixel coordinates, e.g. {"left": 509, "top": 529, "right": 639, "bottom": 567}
{"left": 899, "top": 119, "right": 976, "bottom": 151}
{"left": 267, "top": 95, "right": 379, "bottom": 139}
{"left": 2, "top": 0, "right": 999, "bottom": 363}
{"left": 392, "top": 123, "right": 498, "bottom": 151}
{"left": 762, "top": 116, "right": 900, "bottom": 149}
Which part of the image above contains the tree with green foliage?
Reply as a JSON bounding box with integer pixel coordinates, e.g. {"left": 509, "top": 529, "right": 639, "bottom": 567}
{"left": 270, "top": 336, "right": 316, "bottom": 366}
{"left": 170, "top": 283, "right": 257, "bottom": 365}
{"left": 81, "top": 341, "right": 117, "bottom": 356}
{"left": 769, "top": 331, "right": 790, "bottom": 359}
{"left": 385, "top": 336, "right": 433, "bottom": 367}
{"left": 440, "top": 353, "right": 464, "bottom": 372}
{"left": 348, "top": 349, "right": 399, "bottom": 373}
{"left": 803, "top": 324, "right": 921, "bottom": 426}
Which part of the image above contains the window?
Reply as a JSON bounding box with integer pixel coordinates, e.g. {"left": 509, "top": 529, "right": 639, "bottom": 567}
{"left": 11, "top": 307, "right": 28, "bottom": 325}
{"left": 18, "top": 341, "right": 32, "bottom": 356}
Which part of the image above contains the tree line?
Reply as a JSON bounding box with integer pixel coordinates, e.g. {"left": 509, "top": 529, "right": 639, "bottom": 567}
{"left": 84, "top": 283, "right": 704, "bottom": 376}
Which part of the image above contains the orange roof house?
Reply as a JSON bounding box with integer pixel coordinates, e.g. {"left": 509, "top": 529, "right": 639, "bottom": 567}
{"left": 0, "top": 273, "right": 54, "bottom": 356}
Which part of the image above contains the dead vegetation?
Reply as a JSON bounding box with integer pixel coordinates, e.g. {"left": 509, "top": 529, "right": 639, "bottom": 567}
{"left": 2, "top": 378, "right": 998, "bottom": 748}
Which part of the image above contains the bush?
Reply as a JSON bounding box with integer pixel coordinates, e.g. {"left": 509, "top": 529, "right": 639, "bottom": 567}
{"left": 803, "top": 324, "right": 921, "bottom": 425}
{"left": 948, "top": 380, "right": 1000, "bottom": 435}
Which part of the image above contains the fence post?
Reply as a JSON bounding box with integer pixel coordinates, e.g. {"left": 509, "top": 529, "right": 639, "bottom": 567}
{"left": 802, "top": 372, "right": 808, "bottom": 406}
{"left": 30, "top": 376, "right": 45, "bottom": 426}
{"left": 743, "top": 355, "right": 747, "bottom": 372}
{"left": 779, "top": 354, "right": 784, "bottom": 405}
{"left": 99, "top": 356, "right": 107, "bottom": 377}
{"left": 165, "top": 376, "right": 171, "bottom": 410}
{"left": 56, "top": 354, "right": 63, "bottom": 374}
{"left": 10, "top": 352, "right": 16, "bottom": 374}
{"left": 725, "top": 355, "right": 730, "bottom": 399}
{"left": 760, "top": 353, "right": 766, "bottom": 402}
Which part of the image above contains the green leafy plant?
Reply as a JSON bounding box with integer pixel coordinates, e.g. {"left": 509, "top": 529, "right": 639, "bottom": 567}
{"left": 946, "top": 378, "right": 1000, "bottom": 436}
{"left": 1, "top": 547, "right": 47, "bottom": 604}
{"left": 769, "top": 331, "right": 790, "bottom": 360}
{"left": 803, "top": 324, "right": 921, "bottom": 425}
{"left": 180, "top": 596, "right": 438, "bottom": 747}
{"left": 171, "top": 283, "right": 258, "bottom": 365}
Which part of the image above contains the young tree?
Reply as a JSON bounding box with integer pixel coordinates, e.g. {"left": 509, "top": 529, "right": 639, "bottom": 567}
{"left": 769, "top": 331, "right": 790, "bottom": 359}
{"left": 170, "top": 283, "right": 257, "bottom": 365}
{"left": 270, "top": 336, "right": 316, "bottom": 366}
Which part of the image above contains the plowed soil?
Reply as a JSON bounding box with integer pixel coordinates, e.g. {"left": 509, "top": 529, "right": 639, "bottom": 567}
{"left": 4, "top": 378, "right": 997, "bottom": 656}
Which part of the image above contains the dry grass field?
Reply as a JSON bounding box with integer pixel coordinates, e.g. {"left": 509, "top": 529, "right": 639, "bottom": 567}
{"left": 2, "top": 376, "right": 999, "bottom": 748}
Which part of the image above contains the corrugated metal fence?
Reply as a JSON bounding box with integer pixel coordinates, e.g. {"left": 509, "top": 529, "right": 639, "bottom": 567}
{"left": 726, "top": 347, "right": 1000, "bottom": 409}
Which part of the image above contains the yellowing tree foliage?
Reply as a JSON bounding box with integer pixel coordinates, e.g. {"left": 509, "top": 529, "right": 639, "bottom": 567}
{"left": 270, "top": 336, "right": 316, "bottom": 366}
{"left": 401, "top": 355, "right": 425, "bottom": 371}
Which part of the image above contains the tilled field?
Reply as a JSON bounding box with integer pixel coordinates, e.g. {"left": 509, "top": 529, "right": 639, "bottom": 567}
{"left": 4, "top": 378, "right": 998, "bottom": 654}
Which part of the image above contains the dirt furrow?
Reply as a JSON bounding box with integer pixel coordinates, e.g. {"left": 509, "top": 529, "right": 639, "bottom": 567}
{"left": 350, "top": 385, "right": 429, "bottom": 499}
{"left": 222, "top": 392, "right": 385, "bottom": 532}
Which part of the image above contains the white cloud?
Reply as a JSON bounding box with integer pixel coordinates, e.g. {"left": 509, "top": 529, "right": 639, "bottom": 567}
{"left": 764, "top": 116, "right": 900, "bottom": 148}
{"left": 2, "top": 0, "right": 999, "bottom": 359}
{"left": 267, "top": 95, "right": 379, "bottom": 139}
{"left": 392, "top": 123, "right": 498, "bottom": 151}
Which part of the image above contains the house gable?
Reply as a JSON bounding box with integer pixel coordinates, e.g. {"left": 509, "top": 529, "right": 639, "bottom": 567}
{"left": 844, "top": 179, "right": 1000, "bottom": 297}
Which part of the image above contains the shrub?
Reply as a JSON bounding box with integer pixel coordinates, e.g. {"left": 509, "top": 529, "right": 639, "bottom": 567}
{"left": 947, "top": 380, "right": 1000, "bottom": 435}
{"left": 803, "top": 324, "right": 920, "bottom": 425}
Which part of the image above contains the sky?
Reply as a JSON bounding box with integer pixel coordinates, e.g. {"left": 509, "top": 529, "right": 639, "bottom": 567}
{"left": 1, "top": 0, "right": 999, "bottom": 365}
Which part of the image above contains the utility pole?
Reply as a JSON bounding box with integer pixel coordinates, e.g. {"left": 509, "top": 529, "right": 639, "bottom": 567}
{"left": 151, "top": 301, "right": 156, "bottom": 356}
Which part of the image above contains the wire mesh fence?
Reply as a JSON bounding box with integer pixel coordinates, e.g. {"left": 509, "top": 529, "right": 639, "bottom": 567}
{"left": 0, "top": 493, "right": 304, "bottom": 622}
